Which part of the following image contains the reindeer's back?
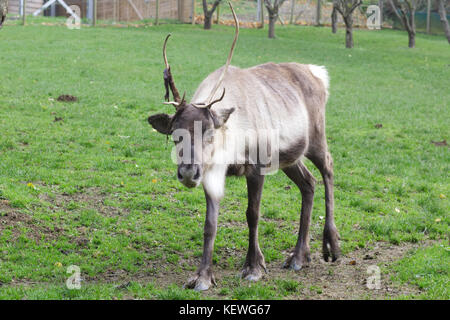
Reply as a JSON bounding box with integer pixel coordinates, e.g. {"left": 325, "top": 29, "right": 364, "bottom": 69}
{"left": 193, "top": 62, "right": 329, "bottom": 168}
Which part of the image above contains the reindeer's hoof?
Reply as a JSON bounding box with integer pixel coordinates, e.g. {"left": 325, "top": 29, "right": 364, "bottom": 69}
{"left": 323, "top": 225, "right": 341, "bottom": 262}
{"left": 283, "top": 251, "right": 310, "bottom": 271}
{"left": 242, "top": 265, "right": 266, "bottom": 282}
{"left": 184, "top": 271, "right": 216, "bottom": 291}
{"left": 242, "top": 251, "right": 267, "bottom": 282}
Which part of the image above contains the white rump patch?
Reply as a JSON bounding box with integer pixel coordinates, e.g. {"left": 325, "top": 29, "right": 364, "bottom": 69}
{"left": 308, "top": 64, "right": 329, "bottom": 95}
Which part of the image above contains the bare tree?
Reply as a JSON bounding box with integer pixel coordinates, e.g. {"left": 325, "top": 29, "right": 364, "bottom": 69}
{"left": 331, "top": 2, "right": 338, "bottom": 33}
{"left": 334, "top": 0, "right": 362, "bottom": 48}
{"left": 0, "top": 0, "right": 7, "bottom": 29}
{"left": 203, "top": 0, "right": 222, "bottom": 30}
{"left": 437, "top": 0, "right": 450, "bottom": 43}
{"left": 388, "top": 0, "right": 423, "bottom": 48}
{"left": 265, "top": 0, "right": 288, "bottom": 38}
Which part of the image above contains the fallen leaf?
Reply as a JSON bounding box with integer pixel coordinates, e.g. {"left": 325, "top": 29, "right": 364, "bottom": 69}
{"left": 435, "top": 218, "right": 441, "bottom": 222}
{"left": 349, "top": 260, "right": 356, "bottom": 265}
{"left": 439, "top": 194, "right": 446, "bottom": 199}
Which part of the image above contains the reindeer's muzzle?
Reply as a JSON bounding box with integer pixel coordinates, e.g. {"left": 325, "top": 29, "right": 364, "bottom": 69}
{"left": 177, "top": 164, "right": 201, "bottom": 188}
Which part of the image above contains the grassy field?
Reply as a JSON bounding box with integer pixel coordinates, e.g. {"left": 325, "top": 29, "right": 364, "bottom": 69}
{"left": 0, "top": 21, "right": 448, "bottom": 300}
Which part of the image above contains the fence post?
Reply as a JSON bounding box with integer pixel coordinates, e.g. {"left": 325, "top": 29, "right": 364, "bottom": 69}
{"left": 155, "top": 0, "right": 159, "bottom": 25}
{"left": 192, "top": 0, "right": 195, "bottom": 25}
{"left": 426, "top": 0, "right": 431, "bottom": 34}
{"left": 378, "top": 0, "right": 383, "bottom": 28}
{"left": 259, "top": 0, "right": 264, "bottom": 28}
{"left": 216, "top": 2, "right": 220, "bottom": 24}
{"left": 315, "top": 0, "right": 321, "bottom": 26}
{"left": 289, "top": 0, "right": 295, "bottom": 25}
{"left": 22, "top": 0, "right": 26, "bottom": 26}
{"left": 93, "top": 0, "right": 97, "bottom": 26}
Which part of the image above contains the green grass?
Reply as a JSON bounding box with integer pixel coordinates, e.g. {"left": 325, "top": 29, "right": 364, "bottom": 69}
{"left": 391, "top": 243, "right": 449, "bottom": 300}
{"left": 0, "top": 21, "right": 449, "bottom": 300}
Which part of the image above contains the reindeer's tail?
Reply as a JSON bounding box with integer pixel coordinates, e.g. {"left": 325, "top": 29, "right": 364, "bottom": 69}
{"left": 308, "top": 65, "right": 330, "bottom": 100}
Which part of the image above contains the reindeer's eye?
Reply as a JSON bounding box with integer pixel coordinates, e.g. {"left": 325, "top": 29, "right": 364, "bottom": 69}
{"left": 204, "top": 132, "right": 214, "bottom": 144}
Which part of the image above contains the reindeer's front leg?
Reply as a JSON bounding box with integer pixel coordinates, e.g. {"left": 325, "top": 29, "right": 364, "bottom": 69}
{"left": 185, "top": 191, "right": 219, "bottom": 291}
{"left": 242, "top": 174, "right": 267, "bottom": 281}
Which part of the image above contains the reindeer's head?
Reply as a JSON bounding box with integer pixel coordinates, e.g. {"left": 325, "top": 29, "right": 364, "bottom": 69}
{"left": 148, "top": 4, "right": 239, "bottom": 189}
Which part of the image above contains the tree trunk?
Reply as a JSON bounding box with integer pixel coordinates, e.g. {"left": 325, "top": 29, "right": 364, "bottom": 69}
{"left": 331, "top": 5, "right": 337, "bottom": 33}
{"left": 437, "top": 0, "right": 450, "bottom": 43}
{"left": 202, "top": 0, "right": 221, "bottom": 30}
{"left": 344, "top": 16, "right": 353, "bottom": 48}
{"left": 408, "top": 31, "right": 415, "bottom": 48}
{"left": 346, "top": 25, "right": 353, "bottom": 48}
{"left": 204, "top": 14, "right": 213, "bottom": 29}
{"left": 268, "top": 14, "right": 276, "bottom": 38}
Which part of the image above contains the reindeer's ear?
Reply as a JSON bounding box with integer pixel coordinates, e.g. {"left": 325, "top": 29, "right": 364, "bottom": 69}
{"left": 148, "top": 113, "right": 173, "bottom": 135}
{"left": 211, "top": 108, "right": 235, "bottom": 129}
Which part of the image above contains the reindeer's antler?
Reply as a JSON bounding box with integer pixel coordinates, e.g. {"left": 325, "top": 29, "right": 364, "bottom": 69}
{"left": 163, "top": 92, "right": 186, "bottom": 107}
{"left": 204, "top": 2, "right": 239, "bottom": 105}
{"left": 163, "top": 34, "right": 182, "bottom": 106}
{"left": 193, "top": 88, "right": 226, "bottom": 109}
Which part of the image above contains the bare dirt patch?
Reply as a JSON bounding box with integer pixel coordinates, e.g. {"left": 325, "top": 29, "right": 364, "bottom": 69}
{"left": 85, "top": 241, "right": 425, "bottom": 300}
{"left": 57, "top": 94, "right": 78, "bottom": 102}
{"left": 38, "top": 187, "right": 128, "bottom": 217}
{"left": 0, "top": 200, "right": 60, "bottom": 242}
{"left": 266, "top": 242, "right": 423, "bottom": 299}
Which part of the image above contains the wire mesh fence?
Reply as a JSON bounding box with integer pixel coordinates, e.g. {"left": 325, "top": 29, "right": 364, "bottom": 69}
{"left": 207, "top": 0, "right": 368, "bottom": 27}
{"left": 4, "top": 0, "right": 449, "bottom": 35}
{"left": 4, "top": 0, "right": 368, "bottom": 26}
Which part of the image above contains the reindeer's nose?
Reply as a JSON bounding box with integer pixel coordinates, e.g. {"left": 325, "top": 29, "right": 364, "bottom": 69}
{"left": 177, "top": 165, "right": 201, "bottom": 187}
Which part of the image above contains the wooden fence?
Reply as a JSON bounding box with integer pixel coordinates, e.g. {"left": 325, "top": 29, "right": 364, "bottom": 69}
{"left": 8, "top": 0, "right": 43, "bottom": 15}
{"left": 8, "top": 0, "right": 193, "bottom": 22}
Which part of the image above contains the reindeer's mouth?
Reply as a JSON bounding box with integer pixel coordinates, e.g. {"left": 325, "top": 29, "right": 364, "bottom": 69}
{"left": 180, "top": 180, "right": 201, "bottom": 189}
{"left": 177, "top": 165, "right": 202, "bottom": 188}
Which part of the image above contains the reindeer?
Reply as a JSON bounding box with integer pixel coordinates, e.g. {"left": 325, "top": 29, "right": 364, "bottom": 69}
{"left": 148, "top": 3, "right": 340, "bottom": 291}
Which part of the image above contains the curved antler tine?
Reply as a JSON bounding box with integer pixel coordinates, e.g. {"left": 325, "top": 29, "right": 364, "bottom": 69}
{"left": 163, "top": 92, "right": 186, "bottom": 110}
{"left": 163, "top": 101, "right": 180, "bottom": 107}
{"left": 163, "top": 34, "right": 171, "bottom": 69}
{"left": 180, "top": 92, "right": 186, "bottom": 105}
{"left": 206, "top": 88, "right": 226, "bottom": 109}
{"left": 206, "top": 2, "right": 239, "bottom": 104}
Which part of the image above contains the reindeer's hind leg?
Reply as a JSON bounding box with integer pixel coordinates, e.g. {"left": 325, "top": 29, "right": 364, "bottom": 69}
{"left": 282, "top": 162, "right": 316, "bottom": 270}
{"left": 307, "top": 142, "right": 341, "bottom": 262}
